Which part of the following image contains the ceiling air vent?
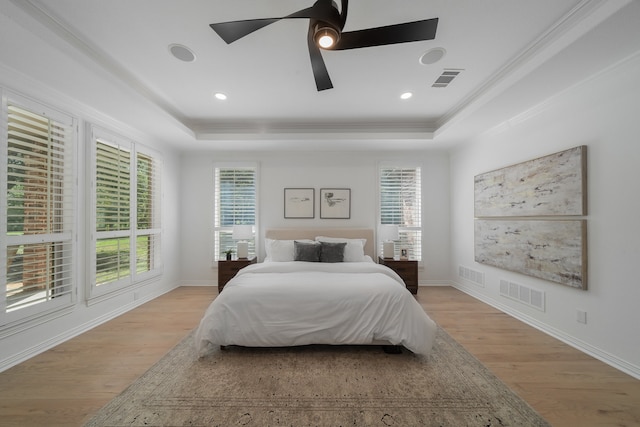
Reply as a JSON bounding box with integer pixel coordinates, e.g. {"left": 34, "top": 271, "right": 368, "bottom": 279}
{"left": 432, "top": 69, "right": 463, "bottom": 88}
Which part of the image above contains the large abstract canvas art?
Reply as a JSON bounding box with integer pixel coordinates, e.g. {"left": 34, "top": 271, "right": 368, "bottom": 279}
{"left": 475, "top": 220, "right": 587, "bottom": 289}
{"left": 475, "top": 146, "right": 586, "bottom": 217}
{"left": 474, "top": 146, "right": 587, "bottom": 289}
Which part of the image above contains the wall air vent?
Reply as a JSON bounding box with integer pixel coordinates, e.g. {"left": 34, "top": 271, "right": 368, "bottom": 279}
{"left": 500, "top": 279, "right": 545, "bottom": 312}
{"left": 458, "top": 265, "right": 485, "bottom": 287}
{"left": 432, "top": 69, "right": 463, "bottom": 88}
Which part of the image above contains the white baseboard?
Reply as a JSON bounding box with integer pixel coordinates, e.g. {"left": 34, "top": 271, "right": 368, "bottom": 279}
{"left": 419, "top": 280, "right": 454, "bottom": 287}
{"left": 180, "top": 280, "right": 216, "bottom": 287}
{"left": 451, "top": 281, "right": 640, "bottom": 380}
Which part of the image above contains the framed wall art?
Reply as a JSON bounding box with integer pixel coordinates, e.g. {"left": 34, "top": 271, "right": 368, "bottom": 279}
{"left": 474, "top": 145, "right": 587, "bottom": 217}
{"left": 284, "top": 188, "right": 314, "bottom": 219}
{"left": 474, "top": 219, "right": 587, "bottom": 289}
{"left": 320, "top": 188, "right": 350, "bottom": 219}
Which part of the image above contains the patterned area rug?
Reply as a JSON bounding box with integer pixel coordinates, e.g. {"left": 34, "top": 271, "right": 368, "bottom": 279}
{"left": 85, "top": 328, "right": 549, "bottom": 426}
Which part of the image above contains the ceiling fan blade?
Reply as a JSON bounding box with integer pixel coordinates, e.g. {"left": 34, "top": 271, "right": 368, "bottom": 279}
{"left": 307, "top": 22, "right": 333, "bottom": 91}
{"left": 210, "top": 18, "right": 281, "bottom": 44}
{"left": 334, "top": 18, "right": 438, "bottom": 50}
{"left": 210, "top": 4, "right": 339, "bottom": 44}
{"left": 339, "top": 0, "right": 348, "bottom": 29}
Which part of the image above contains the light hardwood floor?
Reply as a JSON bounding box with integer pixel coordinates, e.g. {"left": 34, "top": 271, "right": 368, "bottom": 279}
{"left": 0, "top": 286, "right": 638, "bottom": 426}
{"left": 419, "top": 287, "right": 640, "bottom": 427}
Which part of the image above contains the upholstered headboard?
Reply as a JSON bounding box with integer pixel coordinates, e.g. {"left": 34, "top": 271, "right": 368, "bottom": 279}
{"left": 265, "top": 228, "right": 375, "bottom": 259}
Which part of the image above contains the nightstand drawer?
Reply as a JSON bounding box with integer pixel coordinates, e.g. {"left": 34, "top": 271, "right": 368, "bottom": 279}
{"left": 388, "top": 264, "right": 416, "bottom": 279}
{"left": 217, "top": 257, "right": 256, "bottom": 292}
{"left": 225, "top": 265, "right": 247, "bottom": 274}
{"left": 378, "top": 257, "right": 418, "bottom": 294}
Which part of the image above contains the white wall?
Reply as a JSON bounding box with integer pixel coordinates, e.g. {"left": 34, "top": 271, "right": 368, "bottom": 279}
{"left": 449, "top": 52, "right": 640, "bottom": 378}
{"left": 179, "top": 150, "right": 451, "bottom": 286}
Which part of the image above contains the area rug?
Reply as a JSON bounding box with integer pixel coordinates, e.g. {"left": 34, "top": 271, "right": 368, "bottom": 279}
{"left": 85, "top": 328, "right": 549, "bottom": 426}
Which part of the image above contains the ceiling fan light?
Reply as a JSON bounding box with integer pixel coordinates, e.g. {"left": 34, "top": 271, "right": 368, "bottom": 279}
{"left": 318, "top": 33, "right": 335, "bottom": 48}
{"left": 314, "top": 24, "right": 339, "bottom": 49}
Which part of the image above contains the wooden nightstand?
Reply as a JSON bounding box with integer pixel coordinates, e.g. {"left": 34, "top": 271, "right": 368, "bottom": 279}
{"left": 378, "top": 256, "right": 418, "bottom": 294}
{"left": 217, "top": 257, "right": 256, "bottom": 292}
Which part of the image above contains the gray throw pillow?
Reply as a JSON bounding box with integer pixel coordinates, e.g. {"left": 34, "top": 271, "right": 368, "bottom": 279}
{"left": 320, "top": 241, "right": 346, "bottom": 263}
{"left": 294, "top": 241, "right": 321, "bottom": 262}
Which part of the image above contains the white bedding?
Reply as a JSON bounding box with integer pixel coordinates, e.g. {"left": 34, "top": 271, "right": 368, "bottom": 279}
{"left": 195, "top": 260, "right": 438, "bottom": 356}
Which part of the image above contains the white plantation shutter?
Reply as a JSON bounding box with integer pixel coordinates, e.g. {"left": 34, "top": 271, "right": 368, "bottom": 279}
{"left": 214, "top": 165, "right": 257, "bottom": 260}
{"left": 96, "top": 140, "right": 131, "bottom": 233}
{"left": 95, "top": 138, "right": 132, "bottom": 288}
{"left": 379, "top": 165, "right": 422, "bottom": 260}
{"left": 135, "top": 150, "right": 162, "bottom": 276}
{"left": 90, "top": 126, "right": 162, "bottom": 298}
{"left": 2, "top": 101, "right": 76, "bottom": 321}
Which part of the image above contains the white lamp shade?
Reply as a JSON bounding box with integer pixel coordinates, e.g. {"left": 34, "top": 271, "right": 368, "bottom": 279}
{"left": 232, "top": 225, "right": 253, "bottom": 240}
{"left": 379, "top": 225, "right": 399, "bottom": 242}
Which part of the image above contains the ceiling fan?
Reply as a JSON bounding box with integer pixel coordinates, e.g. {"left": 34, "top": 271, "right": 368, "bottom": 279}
{"left": 210, "top": 0, "right": 438, "bottom": 91}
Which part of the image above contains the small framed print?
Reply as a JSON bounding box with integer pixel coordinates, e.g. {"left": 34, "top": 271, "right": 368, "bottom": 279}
{"left": 284, "top": 188, "right": 314, "bottom": 218}
{"left": 400, "top": 248, "right": 408, "bottom": 260}
{"left": 320, "top": 188, "right": 351, "bottom": 219}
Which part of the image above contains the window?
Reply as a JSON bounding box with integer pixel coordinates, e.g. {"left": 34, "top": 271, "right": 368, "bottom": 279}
{"left": 1, "top": 96, "right": 76, "bottom": 325}
{"left": 379, "top": 165, "right": 422, "bottom": 260}
{"left": 95, "top": 138, "right": 131, "bottom": 287}
{"left": 135, "top": 151, "right": 161, "bottom": 275}
{"left": 213, "top": 165, "right": 257, "bottom": 261}
{"left": 89, "top": 126, "right": 162, "bottom": 299}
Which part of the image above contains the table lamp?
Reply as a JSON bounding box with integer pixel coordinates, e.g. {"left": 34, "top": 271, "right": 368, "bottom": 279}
{"left": 232, "top": 225, "right": 253, "bottom": 259}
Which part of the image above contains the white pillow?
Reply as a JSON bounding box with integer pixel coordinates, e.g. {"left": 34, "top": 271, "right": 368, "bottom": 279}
{"left": 315, "top": 236, "right": 366, "bottom": 262}
{"left": 265, "top": 238, "right": 316, "bottom": 262}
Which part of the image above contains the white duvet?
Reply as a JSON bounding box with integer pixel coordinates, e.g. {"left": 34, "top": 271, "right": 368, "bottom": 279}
{"left": 195, "top": 260, "right": 438, "bottom": 356}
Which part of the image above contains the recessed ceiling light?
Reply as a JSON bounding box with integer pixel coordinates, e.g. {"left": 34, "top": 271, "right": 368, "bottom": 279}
{"left": 419, "top": 47, "right": 446, "bottom": 65}
{"left": 169, "top": 44, "right": 196, "bottom": 62}
{"left": 214, "top": 92, "right": 227, "bottom": 100}
{"left": 400, "top": 92, "right": 413, "bottom": 100}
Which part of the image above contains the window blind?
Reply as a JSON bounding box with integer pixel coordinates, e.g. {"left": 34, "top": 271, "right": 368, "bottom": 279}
{"left": 214, "top": 166, "right": 256, "bottom": 260}
{"left": 135, "top": 151, "right": 161, "bottom": 275}
{"left": 96, "top": 139, "right": 131, "bottom": 232}
{"left": 3, "top": 103, "right": 75, "bottom": 316}
{"left": 91, "top": 131, "right": 163, "bottom": 294}
{"left": 95, "top": 139, "right": 132, "bottom": 287}
{"left": 379, "top": 166, "right": 422, "bottom": 260}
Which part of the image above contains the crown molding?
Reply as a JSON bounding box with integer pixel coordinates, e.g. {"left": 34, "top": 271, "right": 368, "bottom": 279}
{"left": 191, "top": 119, "right": 437, "bottom": 141}
{"left": 435, "top": 0, "right": 631, "bottom": 138}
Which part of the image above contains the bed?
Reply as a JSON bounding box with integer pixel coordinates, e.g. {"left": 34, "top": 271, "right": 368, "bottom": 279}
{"left": 195, "top": 228, "right": 437, "bottom": 357}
